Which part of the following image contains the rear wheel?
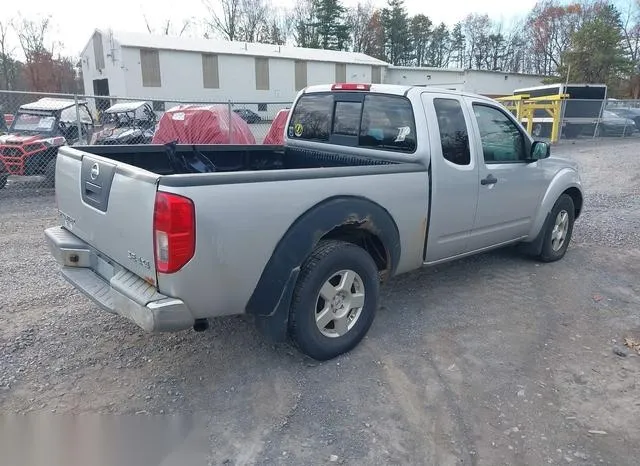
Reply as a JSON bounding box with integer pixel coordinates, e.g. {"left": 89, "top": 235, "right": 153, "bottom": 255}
{"left": 288, "top": 240, "right": 380, "bottom": 361}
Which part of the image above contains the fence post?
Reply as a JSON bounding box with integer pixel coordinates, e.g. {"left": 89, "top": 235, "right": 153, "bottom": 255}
{"left": 228, "top": 100, "right": 233, "bottom": 144}
{"left": 593, "top": 98, "right": 606, "bottom": 139}
{"left": 74, "top": 94, "right": 83, "bottom": 144}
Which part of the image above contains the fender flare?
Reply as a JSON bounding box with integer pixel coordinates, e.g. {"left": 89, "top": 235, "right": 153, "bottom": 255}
{"left": 520, "top": 168, "right": 583, "bottom": 255}
{"left": 247, "top": 195, "right": 401, "bottom": 340}
{"left": 528, "top": 168, "right": 583, "bottom": 239}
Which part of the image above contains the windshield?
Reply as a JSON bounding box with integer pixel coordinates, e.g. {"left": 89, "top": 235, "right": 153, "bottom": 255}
{"left": 12, "top": 113, "right": 56, "bottom": 132}
{"left": 102, "top": 112, "right": 134, "bottom": 127}
{"left": 102, "top": 109, "right": 151, "bottom": 128}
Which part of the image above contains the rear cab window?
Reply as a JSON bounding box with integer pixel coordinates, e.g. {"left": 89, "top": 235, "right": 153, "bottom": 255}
{"left": 288, "top": 92, "right": 416, "bottom": 153}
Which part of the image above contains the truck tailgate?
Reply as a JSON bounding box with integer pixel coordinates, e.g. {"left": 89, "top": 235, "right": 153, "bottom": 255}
{"left": 54, "top": 146, "right": 160, "bottom": 284}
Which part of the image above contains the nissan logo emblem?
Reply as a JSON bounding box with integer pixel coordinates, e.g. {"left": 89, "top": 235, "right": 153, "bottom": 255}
{"left": 90, "top": 163, "right": 100, "bottom": 180}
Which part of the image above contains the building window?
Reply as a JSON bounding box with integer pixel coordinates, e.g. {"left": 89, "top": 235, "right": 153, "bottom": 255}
{"left": 371, "top": 66, "right": 382, "bottom": 84}
{"left": 255, "top": 57, "right": 270, "bottom": 90}
{"left": 295, "top": 60, "right": 307, "bottom": 91}
{"left": 202, "top": 54, "right": 219, "bottom": 89}
{"left": 140, "top": 49, "right": 161, "bottom": 87}
{"left": 93, "top": 32, "right": 105, "bottom": 70}
{"left": 335, "top": 63, "right": 346, "bottom": 83}
{"left": 258, "top": 103, "right": 267, "bottom": 112}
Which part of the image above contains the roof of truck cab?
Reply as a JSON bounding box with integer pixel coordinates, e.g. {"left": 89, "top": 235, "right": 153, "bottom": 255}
{"left": 105, "top": 101, "right": 149, "bottom": 113}
{"left": 301, "top": 84, "right": 494, "bottom": 102}
{"left": 19, "top": 98, "right": 87, "bottom": 112}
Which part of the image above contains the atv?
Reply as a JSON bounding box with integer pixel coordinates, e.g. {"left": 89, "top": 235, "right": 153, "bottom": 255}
{"left": 92, "top": 101, "right": 157, "bottom": 145}
{"left": 0, "top": 97, "right": 95, "bottom": 188}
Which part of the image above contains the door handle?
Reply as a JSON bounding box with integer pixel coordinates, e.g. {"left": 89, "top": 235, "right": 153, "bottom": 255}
{"left": 481, "top": 174, "right": 498, "bottom": 185}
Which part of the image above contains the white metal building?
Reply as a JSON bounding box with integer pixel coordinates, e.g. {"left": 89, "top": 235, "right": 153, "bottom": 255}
{"left": 80, "top": 29, "right": 387, "bottom": 114}
{"left": 80, "top": 29, "right": 546, "bottom": 115}
{"left": 384, "top": 67, "right": 546, "bottom": 97}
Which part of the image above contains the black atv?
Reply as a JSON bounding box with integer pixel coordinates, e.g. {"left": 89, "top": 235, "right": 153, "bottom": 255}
{"left": 93, "top": 101, "right": 157, "bottom": 145}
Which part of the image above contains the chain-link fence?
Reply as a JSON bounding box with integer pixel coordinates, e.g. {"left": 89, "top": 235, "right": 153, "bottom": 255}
{"left": 0, "top": 89, "right": 290, "bottom": 192}
{"left": 498, "top": 97, "right": 640, "bottom": 142}
{"left": 1, "top": 89, "right": 640, "bottom": 194}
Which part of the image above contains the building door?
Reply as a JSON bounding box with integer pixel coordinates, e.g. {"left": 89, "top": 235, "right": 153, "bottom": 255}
{"left": 92, "top": 79, "right": 111, "bottom": 118}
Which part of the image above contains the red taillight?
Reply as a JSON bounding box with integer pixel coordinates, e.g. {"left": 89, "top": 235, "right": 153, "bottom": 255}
{"left": 153, "top": 191, "right": 195, "bottom": 274}
{"left": 331, "top": 83, "right": 372, "bottom": 91}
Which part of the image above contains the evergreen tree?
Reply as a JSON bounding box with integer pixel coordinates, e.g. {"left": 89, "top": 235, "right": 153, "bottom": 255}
{"left": 410, "top": 14, "right": 432, "bottom": 67}
{"left": 381, "top": 0, "right": 412, "bottom": 65}
{"left": 314, "top": 0, "right": 350, "bottom": 50}
{"left": 449, "top": 22, "right": 466, "bottom": 68}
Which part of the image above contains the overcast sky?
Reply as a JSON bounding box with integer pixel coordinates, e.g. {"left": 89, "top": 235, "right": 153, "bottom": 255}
{"left": 4, "top": 0, "right": 539, "bottom": 57}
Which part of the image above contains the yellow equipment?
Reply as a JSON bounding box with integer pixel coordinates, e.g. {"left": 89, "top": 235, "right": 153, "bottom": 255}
{"left": 495, "top": 93, "right": 570, "bottom": 143}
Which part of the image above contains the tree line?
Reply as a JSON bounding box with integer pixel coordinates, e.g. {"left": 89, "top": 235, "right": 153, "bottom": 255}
{"left": 1, "top": 0, "right": 639, "bottom": 98}
{"left": 0, "top": 16, "right": 80, "bottom": 94}
{"left": 205, "top": 0, "right": 640, "bottom": 97}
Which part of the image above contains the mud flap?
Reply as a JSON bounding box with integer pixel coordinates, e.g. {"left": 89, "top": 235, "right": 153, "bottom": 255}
{"left": 517, "top": 210, "right": 553, "bottom": 257}
{"left": 254, "top": 268, "right": 300, "bottom": 342}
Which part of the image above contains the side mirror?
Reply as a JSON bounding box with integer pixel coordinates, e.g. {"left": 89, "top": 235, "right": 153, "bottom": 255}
{"left": 531, "top": 141, "right": 551, "bottom": 160}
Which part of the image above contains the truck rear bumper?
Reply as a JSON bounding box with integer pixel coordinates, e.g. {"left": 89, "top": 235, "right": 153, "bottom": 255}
{"left": 44, "top": 226, "right": 195, "bottom": 332}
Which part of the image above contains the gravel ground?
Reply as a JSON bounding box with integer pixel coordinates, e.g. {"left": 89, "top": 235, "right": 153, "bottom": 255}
{"left": 1, "top": 138, "right": 640, "bottom": 465}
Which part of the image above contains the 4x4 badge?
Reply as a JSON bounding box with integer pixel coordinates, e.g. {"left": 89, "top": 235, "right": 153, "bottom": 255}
{"left": 90, "top": 163, "right": 100, "bottom": 180}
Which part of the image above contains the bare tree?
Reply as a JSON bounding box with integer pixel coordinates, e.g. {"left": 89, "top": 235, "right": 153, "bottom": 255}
{"left": 621, "top": 0, "right": 640, "bottom": 63}
{"left": 0, "top": 18, "right": 18, "bottom": 90}
{"left": 203, "top": 0, "right": 241, "bottom": 41}
{"left": 143, "top": 15, "right": 192, "bottom": 36}
{"left": 15, "top": 16, "right": 54, "bottom": 91}
{"left": 462, "top": 13, "right": 491, "bottom": 69}
{"left": 347, "top": 1, "right": 375, "bottom": 53}
{"left": 237, "top": 0, "right": 269, "bottom": 42}
{"left": 15, "top": 16, "right": 54, "bottom": 58}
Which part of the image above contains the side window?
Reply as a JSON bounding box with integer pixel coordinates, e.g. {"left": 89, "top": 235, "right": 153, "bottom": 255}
{"left": 288, "top": 94, "right": 334, "bottom": 141}
{"left": 433, "top": 98, "right": 470, "bottom": 166}
{"left": 472, "top": 104, "right": 525, "bottom": 163}
{"left": 359, "top": 95, "right": 416, "bottom": 152}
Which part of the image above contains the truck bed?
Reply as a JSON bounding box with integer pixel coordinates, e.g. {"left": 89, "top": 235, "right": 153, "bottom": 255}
{"left": 72, "top": 143, "right": 398, "bottom": 176}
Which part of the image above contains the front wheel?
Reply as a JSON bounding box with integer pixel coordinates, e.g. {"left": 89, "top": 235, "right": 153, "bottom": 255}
{"left": 288, "top": 240, "right": 380, "bottom": 361}
{"left": 537, "top": 194, "right": 575, "bottom": 262}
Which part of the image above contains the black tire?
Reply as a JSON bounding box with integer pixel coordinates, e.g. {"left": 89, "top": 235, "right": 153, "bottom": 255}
{"left": 288, "top": 240, "right": 380, "bottom": 361}
{"left": 563, "top": 125, "right": 580, "bottom": 139}
{"left": 44, "top": 158, "right": 56, "bottom": 188}
{"left": 0, "top": 175, "right": 7, "bottom": 190}
{"left": 538, "top": 194, "right": 575, "bottom": 263}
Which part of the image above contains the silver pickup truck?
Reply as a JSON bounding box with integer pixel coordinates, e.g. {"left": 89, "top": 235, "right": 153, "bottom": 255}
{"left": 45, "top": 84, "right": 583, "bottom": 360}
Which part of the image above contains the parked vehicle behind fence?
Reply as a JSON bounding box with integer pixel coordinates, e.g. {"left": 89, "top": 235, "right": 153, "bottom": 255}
{"left": 0, "top": 98, "right": 94, "bottom": 188}
{"left": 233, "top": 108, "right": 262, "bottom": 124}
{"left": 92, "top": 101, "right": 157, "bottom": 145}
{"left": 263, "top": 108, "right": 289, "bottom": 145}
{"left": 151, "top": 104, "right": 256, "bottom": 145}
{"left": 605, "top": 106, "right": 640, "bottom": 131}
{"left": 45, "top": 83, "right": 583, "bottom": 361}
{"left": 596, "top": 111, "right": 636, "bottom": 137}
